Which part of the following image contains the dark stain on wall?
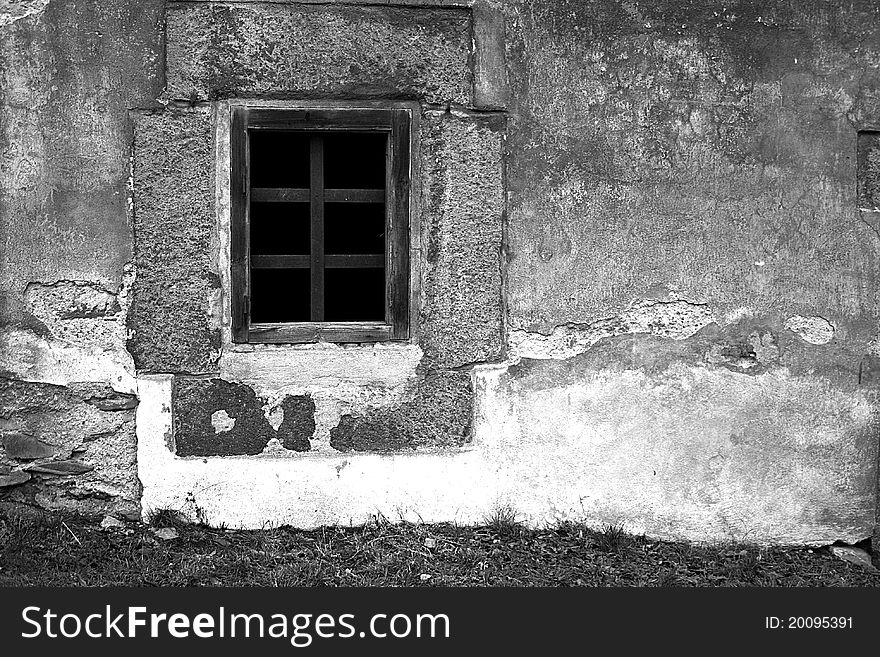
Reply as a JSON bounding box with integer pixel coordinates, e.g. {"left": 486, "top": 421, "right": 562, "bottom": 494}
{"left": 173, "top": 377, "right": 315, "bottom": 456}
{"left": 173, "top": 377, "right": 271, "bottom": 456}
{"left": 277, "top": 395, "right": 316, "bottom": 452}
{"left": 329, "top": 370, "right": 472, "bottom": 452}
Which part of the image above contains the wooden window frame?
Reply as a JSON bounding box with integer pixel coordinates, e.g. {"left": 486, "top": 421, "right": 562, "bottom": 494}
{"left": 230, "top": 106, "right": 412, "bottom": 344}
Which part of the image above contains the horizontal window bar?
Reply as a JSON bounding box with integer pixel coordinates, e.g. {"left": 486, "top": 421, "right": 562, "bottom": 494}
{"left": 251, "top": 254, "right": 384, "bottom": 269}
{"left": 326, "top": 189, "right": 385, "bottom": 203}
{"left": 249, "top": 322, "right": 393, "bottom": 344}
{"left": 251, "top": 255, "right": 309, "bottom": 269}
{"left": 251, "top": 188, "right": 384, "bottom": 203}
{"left": 251, "top": 188, "right": 309, "bottom": 203}
{"left": 248, "top": 109, "right": 394, "bottom": 128}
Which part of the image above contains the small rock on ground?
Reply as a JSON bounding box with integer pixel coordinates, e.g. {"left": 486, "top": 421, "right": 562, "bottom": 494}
{"left": 829, "top": 546, "right": 874, "bottom": 569}
{"left": 151, "top": 527, "right": 179, "bottom": 541}
{"left": 100, "top": 516, "right": 126, "bottom": 530}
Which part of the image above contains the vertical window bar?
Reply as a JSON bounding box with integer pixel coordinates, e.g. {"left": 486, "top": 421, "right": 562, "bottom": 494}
{"left": 310, "top": 134, "right": 325, "bottom": 321}
{"left": 230, "top": 106, "right": 249, "bottom": 343}
{"left": 389, "top": 109, "right": 411, "bottom": 339}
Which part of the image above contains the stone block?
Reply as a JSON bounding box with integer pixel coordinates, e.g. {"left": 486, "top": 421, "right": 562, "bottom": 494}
{"left": 166, "top": 2, "right": 472, "bottom": 105}
{"left": 130, "top": 108, "right": 219, "bottom": 374}
{"left": 419, "top": 111, "right": 505, "bottom": 368}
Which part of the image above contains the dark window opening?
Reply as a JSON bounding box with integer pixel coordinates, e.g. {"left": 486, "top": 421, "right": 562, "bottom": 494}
{"left": 230, "top": 107, "right": 411, "bottom": 344}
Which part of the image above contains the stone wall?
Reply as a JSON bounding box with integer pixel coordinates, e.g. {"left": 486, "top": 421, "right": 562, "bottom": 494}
{"left": 0, "top": 0, "right": 162, "bottom": 514}
{"left": 3, "top": 0, "right": 880, "bottom": 545}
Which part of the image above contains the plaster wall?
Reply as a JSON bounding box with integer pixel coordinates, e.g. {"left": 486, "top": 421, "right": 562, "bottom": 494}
{"left": 3, "top": 0, "right": 880, "bottom": 545}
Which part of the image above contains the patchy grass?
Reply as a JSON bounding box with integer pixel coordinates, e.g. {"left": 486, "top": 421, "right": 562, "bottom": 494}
{"left": 0, "top": 510, "right": 878, "bottom": 587}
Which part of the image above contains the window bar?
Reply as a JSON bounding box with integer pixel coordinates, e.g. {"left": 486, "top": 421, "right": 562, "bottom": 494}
{"left": 310, "top": 135, "right": 325, "bottom": 321}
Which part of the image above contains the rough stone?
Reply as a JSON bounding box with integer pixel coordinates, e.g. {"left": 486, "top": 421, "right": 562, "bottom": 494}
{"left": 329, "top": 370, "right": 472, "bottom": 452}
{"left": 130, "top": 108, "right": 219, "bottom": 374}
{"left": 0, "top": 0, "right": 50, "bottom": 27}
{"left": 151, "top": 527, "right": 178, "bottom": 541}
{"left": 2, "top": 432, "right": 57, "bottom": 460}
{"left": 165, "top": 3, "right": 472, "bottom": 105}
{"left": 85, "top": 393, "right": 138, "bottom": 411}
{"left": 0, "top": 377, "right": 138, "bottom": 514}
{"left": 829, "top": 545, "right": 874, "bottom": 569}
{"left": 419, "top": 111, "right": 506, "bottom": 368}
{"left": 0, "top": 374, "right": 78, "bottom": 417}
{"left": 0, "top": 470, "right": 31, "bottom": 487}
{"left": 26, "top": 460, "right": 94, "bottom": 475}
{"left": 100, "top": 515, "right": 126, "bottom": 530}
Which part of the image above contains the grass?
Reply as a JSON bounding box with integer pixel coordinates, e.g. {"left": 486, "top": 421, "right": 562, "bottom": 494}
{"left": 0, "top": 509, "right": 878, "bottom": 587}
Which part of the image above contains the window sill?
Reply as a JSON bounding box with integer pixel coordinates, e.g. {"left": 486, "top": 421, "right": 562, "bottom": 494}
{"left": 244, "top": 322, "right": 396, "bottom": 344}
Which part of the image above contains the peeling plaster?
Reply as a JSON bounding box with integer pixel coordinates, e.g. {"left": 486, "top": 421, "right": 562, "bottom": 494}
{"left": 135, "top": 364, "right": 876, "bottom": 545}
{"left": 220, "top": 344, "right": 423, "bottom": 451}
{"left": 0, "top": 327, "right": 136, "bottom": 394}
{"left": 510, "top": 299, "right": 715, "bottom": 359}
{"left": 24, "top": 279, "right": 128, "bottom": 353}
{"left": 784, "top": 315, "right": 835, "bottom": 345}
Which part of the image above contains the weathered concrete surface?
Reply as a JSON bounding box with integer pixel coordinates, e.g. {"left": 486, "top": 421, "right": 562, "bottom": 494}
{"left": 505, "top": 1, "right": 880, "bottom": 334}
{"left": 137, "top": 362, "right": 876, "bottom": 545}
{"left": 419, "top": 110, "right": 505, "bottom": 368}
{"left": 477, "top": 359, "right": 877, "bottom": 544}
{"left": 0, "top": 276, "right": 138, "bottom": 394}
{"left": 173, "top": 376, "right": 316, "bottom": 457}
{"left": 858, "top": 129, "right": 880, "bottom": 237}
{"left": 5, "top": 0, "right": 880, "bottom": 546}
{"left": 0, "top": 377, "right": 139, "bottom": 516}
{"left": 220, "top": 342, "right": 425, "bottom": 451}
{"left": 130, "top": 108, "right": 220, "bottom": 374}
{"left": 0, "top": 0, "right": 160, "bottom": 518}
{"left": 0, "top": 326, "right": 136, "bottom": 394}
{"left": 165, "top": 2, "right": 472, "bottom": 105}
{"left": 137, "top": 375, "right": 489, "bottom": 529}
{"left": 329, "top": 370, "right": 472, "bottom": 452}
{"left": 498, "top": 0, "right": 880, "bottom": 544}
{"left": 0, "top": 0, "right": 163, "bottom": 329}
{"left": 510, "top": 297, "right": 715, "bottom": 359}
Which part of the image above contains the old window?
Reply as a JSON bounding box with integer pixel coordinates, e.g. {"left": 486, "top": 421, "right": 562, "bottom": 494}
{"left": 230, "top": 106, "right": 411, "bottom": 343}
